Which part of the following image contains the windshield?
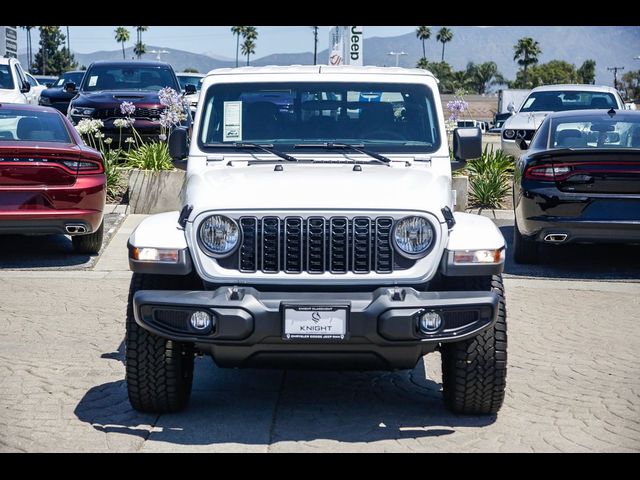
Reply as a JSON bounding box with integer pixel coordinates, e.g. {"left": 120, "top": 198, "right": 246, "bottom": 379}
{"left": 0, "top": 108, "right": 71, "bottom": 143}
{"left": 0, "top": 65, "right": 15, "bottom": 90}
{"left": 550, "top": 115, "right": 640, "bottom": 149}
{"left": 81, "top": 65, "right": 178, "bottom": 92}
{"left": 520, "top": 90, "right": 618, "bottom": 113}
{"left": 54, "top": 72, "right": 84, "bottom": 87}
{"left": 198, "top": 81, "right": 441, "bottom": 153}
{"left": 178, "top": 75, "right": 203, "bottom": 91}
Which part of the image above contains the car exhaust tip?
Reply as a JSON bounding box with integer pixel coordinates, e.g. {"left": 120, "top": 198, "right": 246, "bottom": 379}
{"left": 65, "top": 225, "right": 87, "bottom": 234}
{"left": 544, "top": 233, "right": 568, "bottom": 243}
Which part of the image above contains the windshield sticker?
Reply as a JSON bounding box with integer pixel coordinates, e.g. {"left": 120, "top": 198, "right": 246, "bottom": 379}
{"left": 88, "top": 76, "right": 98, "bottom": 87}
{"left": 223, "top": 101, "right": 242, "bottom": 142}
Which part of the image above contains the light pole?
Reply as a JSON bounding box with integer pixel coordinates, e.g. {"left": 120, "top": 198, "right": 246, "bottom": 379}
{"left": 387, "top": 51, "right": 407, "bottom": 67}
{"left": 148, "top": 49, "right": 169, "bottom": 61}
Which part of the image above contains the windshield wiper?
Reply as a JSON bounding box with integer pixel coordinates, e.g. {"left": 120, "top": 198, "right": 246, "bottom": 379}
{"left": 293, "top": 142, "right": 391, "bottom": 165}
{"left": 204, "top": 142, "right": 298, "bottom": 162}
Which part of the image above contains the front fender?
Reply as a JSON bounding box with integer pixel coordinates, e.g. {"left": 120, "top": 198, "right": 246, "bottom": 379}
{"left": 127, "top": 211, "right": 192, "bottom": 275}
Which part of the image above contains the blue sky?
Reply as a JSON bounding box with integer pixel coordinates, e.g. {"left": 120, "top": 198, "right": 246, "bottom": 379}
{"left": 18, "top": 26, "right": 421, "bottom": 58}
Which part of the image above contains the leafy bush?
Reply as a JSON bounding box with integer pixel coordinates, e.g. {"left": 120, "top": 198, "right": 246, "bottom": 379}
{"left": 102, "top": 149, "right": 122, "bottom": 199}
{"left": 466, "top": 146, "right": 513, "bottom": 209}
{"left": 124, "top": 142, "right": 173, "bottom": 171}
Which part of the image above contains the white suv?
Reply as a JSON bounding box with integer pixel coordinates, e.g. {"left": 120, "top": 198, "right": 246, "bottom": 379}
{"left": 125, "top": 66, "right": 507, "bottom": 415}
{"left": 0, "top": 58, "right": 32, "bottom": 104}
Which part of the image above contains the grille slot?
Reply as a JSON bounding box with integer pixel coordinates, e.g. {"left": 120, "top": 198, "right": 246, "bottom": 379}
{"left": 236, "top": 215, "right": 398, "bottom": 274}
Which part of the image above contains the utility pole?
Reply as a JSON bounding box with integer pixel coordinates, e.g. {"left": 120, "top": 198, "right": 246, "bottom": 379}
{"left": 387, "top": 51, "right": 407, "bottom": 67}
{"left": 607, "top": 66, "right": 625, "bottom": 90}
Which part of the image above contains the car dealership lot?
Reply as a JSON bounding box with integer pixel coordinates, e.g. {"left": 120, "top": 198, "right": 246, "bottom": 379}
{"left": 0, "top": 214, "right": 638, "bottom": 452}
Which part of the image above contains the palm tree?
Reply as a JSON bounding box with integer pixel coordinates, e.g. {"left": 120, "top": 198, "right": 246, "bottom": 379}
{"left": 134, "top": 26, "right": 149, "bottom": 59}
{"left": 231, "top": 26, "right": 246, "bottom": 68}
{"left": 416, "top": 57, "right": 429, "bottom": 70}
{"left": 436, "top": 27, "right": 453, "bottom": 62}
{"left": 467, "top": 61, "right": 503, "bottom": 94}
{"left": 415, "top": 26, "right": 431, "bottom": 60}
{"left": 513, "top": 37, "right": 541, "bottom": 87}
{"left": 241, "top": 38, "right": 256, "bottom": 66}
{"left": 115, "top": 27, "right": 130, "bottom": 60}
{"left": 311, "top": 26, "right": 319, "bottom": 65}
{"left": 20, "top": 26, "right": 35, "bottom": 73}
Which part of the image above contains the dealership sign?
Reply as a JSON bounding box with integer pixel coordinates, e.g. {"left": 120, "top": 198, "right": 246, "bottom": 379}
{"left": 328, "top": 26, "right": 363, "bottom": 66}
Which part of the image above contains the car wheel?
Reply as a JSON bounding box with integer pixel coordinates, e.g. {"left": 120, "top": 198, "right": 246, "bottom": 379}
{"left": 71, "top": 221, "right": 104, "bottom": 255}
{"left": 125, "top": 273, "right": 199, "bottom": 413}
{"left": 512, "top": 219, "right": 539, "bottom": 264}
{"left": 440, "top": 275, "right": 507, "bottom": 415}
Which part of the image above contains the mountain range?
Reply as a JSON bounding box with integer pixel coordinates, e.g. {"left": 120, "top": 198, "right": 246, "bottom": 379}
{"left": 19, "top": 26, "right": 640, "bottom": 87}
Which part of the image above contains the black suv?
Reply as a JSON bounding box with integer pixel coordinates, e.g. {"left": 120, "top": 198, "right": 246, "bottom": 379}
{"left": 66, "top": 60, "right": 192, "bottom": 142}
{"left": 39, "top": 71, "right": 85, "bottom": 113}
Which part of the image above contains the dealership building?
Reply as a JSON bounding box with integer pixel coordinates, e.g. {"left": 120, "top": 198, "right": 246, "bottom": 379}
{"left": 1, "top": 26, "right": 18, "bottom": 58}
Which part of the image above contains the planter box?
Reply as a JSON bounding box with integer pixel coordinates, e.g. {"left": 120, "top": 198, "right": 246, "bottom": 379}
{"left": 452, "top": 175, "right": 469, "bottom": 212}
{"left": 128, "top": 169, "right": 186, "bottom": 214}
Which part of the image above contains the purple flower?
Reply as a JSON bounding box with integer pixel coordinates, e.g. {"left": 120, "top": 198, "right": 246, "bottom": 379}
{"left": 159, "top": 109, "right": 181, "bottom": 129}
{"left": 159, "top": 87, "right": 181, "bottom": 107}
{"left": 120, "top": 101, "right": 136, "bottom": 116}
{"left": 446, "top": 99, "right": 468, "bottom": 122}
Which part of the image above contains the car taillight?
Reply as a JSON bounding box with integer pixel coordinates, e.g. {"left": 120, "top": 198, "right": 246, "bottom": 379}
{"left": 61, "top": 159, "right": 104, "bottom": 174}
{"left": 524, "top": 165, "right": 572, "bottom": 181}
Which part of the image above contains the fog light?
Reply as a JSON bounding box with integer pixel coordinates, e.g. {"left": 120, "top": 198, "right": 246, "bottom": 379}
{"left": 190, "top": 311, "right": 211, "bottom": 330}
{"left": 419, "top": 311, "right": 442, "bottom": 333}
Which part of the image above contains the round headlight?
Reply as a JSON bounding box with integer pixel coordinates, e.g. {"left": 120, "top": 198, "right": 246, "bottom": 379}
{"left": 393, "top": 216, "right": 434, "bottom": 257}
{"left": 199, "top": 215, "right": 240, "bottom": 256}
{"left": 503, "top": 129, "right": 516, "bottom": 139}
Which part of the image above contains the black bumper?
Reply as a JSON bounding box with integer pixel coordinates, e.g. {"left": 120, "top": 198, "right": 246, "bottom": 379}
{"left": 133, "top": 286, "right": 500, "bottom": 370}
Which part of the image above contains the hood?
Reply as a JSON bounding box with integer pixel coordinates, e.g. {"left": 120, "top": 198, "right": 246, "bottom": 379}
{"left": 74, "top": 90, "right": 161, "bottom": 107}
{"left": 504, "top": 111, "right": 550, "bottom": 130}
{"left": 40, "top": 87, "right": 76, "bottom": 101}
{"left": 0, "top": 90, "right": 24, "bottom": 102}
{"left": 185, "top": 162, "right": 451, "bottom": 220}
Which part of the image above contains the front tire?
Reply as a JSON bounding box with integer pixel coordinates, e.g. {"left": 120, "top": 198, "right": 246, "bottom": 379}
{"left": 440, "top": 275, "right": 507, "bottom": 415}
{"left": 125, "top": 273, "right": 196, "bottom": 413}
{"left": 512, "top": 219, "right": 539, "bottom": 264}
{"left": 72, "top": 221, "right": 104, "bottom": 254}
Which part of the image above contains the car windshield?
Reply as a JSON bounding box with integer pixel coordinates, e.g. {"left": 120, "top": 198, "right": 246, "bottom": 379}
{"left": 198, "top": 81, "right": 441, "bottom": 153}
{"left": 81, "top": 65, "right": 178, "bottom": 92}
{"left": 178, "top": 75, "right": 203, "bottom": 91}
{"left": 549, "top": 115, "right": 640, "bottom": 149}
{"left": 54, "top": 72, "right": 84, "bottom": 87}
{"left": 0, "top": 65, "right": 15, "bottom": 90}
{"left": 520, "top": 90, "right": 618, "bottom": 113}
{"left": 0, "top": 108, "right": 71, "bottom": 143}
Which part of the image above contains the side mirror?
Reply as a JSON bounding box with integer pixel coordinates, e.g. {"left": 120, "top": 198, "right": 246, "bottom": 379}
{"left": 184, "top": 84, "right": 197, "bottom": 95}
{"left": 169, "top": 127, "right": 189, "bottom": 161}
{"left": 65, "top": 82, "right": 77, "bottom": 93}
{"left": 452, "top": 127, "right": 482, "bottom": 169}
{"left": 516, "top": 137, "right": 529, "bottom": 150}
{"left": 21, "top": 81, "right": 31, "bottom": 93}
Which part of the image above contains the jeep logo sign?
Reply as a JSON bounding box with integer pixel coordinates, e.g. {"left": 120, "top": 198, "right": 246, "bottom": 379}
{"left": 349, "top": 26, "right": 363, "bottom": 66}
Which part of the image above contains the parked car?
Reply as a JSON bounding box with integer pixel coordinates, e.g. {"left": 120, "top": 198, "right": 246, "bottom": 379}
{"left": 512, "top": 108, "right": 640, "bottom": 264}
{"left": 0, "top": 104, "right": 106, "bottom": 254}
{"left": 38, "top": 71, "right": 86, "bottom": 113}
{"left": 501, "top": 85, "right": 625, "bottom": 159}
{"left": 0, "top": 57, "right": 32, "bottom": 105}
{"left": 67, "top": 60, "right": 190, "bottom": 143}
{"left": 124, "top": 66, "right": 508, "bottom": 416}
{"left": 24, "top": 73, "right": 47, "bottom": 105}
{"left": 33, "top": 75, "right": 58, "bottom": 88}
{"left": 176, "top": 72, "right": 204, "bottom": 116}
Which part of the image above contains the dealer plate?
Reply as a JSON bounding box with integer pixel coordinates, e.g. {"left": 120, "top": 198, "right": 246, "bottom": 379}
{"left": 283, "top": 306, "right": 348, "bottom": 340}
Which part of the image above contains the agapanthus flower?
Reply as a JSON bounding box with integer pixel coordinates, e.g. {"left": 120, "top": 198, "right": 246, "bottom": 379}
{"left": 113, "top": 118, "right": 129, "bottom": 128}
{"left": 95, "top": 132, "right": 105, "bottom": 138}
{"left": 75, "top": 118, "right": 94, "bottom": 135}
{"left": 446, "top": 99, "right": 468, "bottom": 122}
{"left": 159, "top": 109, "right": 181, "bottom": 129}
{"left": 125, "top": 137, "right": 135, "bottom": 144}
{"left": 104, "top": 137, "right": 113, "bottom": 145}
{"left": 158, "top": 87, "right": 181, "bottom": 107}
{"left": 158, "top": 134, "right": 167, "bottom": 141}
{"left": 120, "top": 101, "right": 136, "bottom": 116}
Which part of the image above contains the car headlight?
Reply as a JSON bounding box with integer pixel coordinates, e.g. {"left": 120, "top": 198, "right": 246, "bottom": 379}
{"left": 70, "top": 107, "right": 95, "bottom": 116}
{"left": 503, "top": 129, "right": 516, "bottom": 139}
{"left": 199, "top": 215, "right": 240, "bottom": 257}
{"left": 39, "top": 96, "right": 51, "bottom": 105}
{"left": 392, "top": 216, "right": 434, "bottom": 258}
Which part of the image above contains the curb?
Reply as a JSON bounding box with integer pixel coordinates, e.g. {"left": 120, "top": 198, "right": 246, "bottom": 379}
{"left": 466, "top": 208, "right": 514, "bottom": 221}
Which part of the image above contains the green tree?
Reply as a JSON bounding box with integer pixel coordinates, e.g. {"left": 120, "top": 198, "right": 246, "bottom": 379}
{"left": 512, "top": 60, "right": 577, "bottom": 88}
{"left": 467, "top": 61, "right": 504, "bottom": 94}
{"left": 32, "top": 26, "right": 77, "bottom": 76}
{"left": 620, "top": 70, "right": 640, "bottom": 101}
{"left": 416, "top": 57, "right": 429, "bottom": 70}
{"left": 513, "top": 37, "right": 541, "bottom": 88}
{"left": 183, "top": 67, "right": 199, "bottom": 73}
{"left": 577, "top": 59, "right": 596, "bottom": 84}
{"left": 427, "top": 61, "right": 455, "bottom": 93}
{"left": 134, "top": 26, "right": 149, "bottom": 59}
{"left": 416, "top": 26, "right": 431, "bottom": 60}
{"left": 231, "top": 26, "right": 247, "bottom": 68}
{"left": 19, "top": 26, "right": 35, "bottom": 73}
{"left": 115, "top": 27, "right": 130, "bottom": 60}
{"left": 436, "top": 27, "right": 453, "bottom": 62}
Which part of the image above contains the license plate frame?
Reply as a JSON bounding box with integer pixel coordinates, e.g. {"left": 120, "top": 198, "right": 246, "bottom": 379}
{"left": 282, "top": 305, "right": 349, "bottom": 341}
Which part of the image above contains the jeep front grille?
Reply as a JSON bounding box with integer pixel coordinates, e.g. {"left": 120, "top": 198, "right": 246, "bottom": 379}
{"left": 235, "top": 216, "right": 395, "bottom": 274}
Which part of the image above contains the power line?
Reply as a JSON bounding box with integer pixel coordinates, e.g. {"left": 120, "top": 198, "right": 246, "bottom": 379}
{"left": 607, "top": 66, "right": 625, "bottom": 90}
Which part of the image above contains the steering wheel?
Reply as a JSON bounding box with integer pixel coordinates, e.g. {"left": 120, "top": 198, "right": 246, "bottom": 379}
{"left": 361, "top": 129, "right": 405, "bottom": 141}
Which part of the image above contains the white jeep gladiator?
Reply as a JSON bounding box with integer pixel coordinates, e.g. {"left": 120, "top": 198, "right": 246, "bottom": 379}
{"left": 126, "top": 66, "right": 507, "bottom": 415}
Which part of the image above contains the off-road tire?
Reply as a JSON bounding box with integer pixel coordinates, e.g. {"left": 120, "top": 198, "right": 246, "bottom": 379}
{"left": 512, "top": 220, "right": 539, "bottom": 264}
{"left": 125, "top": 273, "right": 197, "bottom": 413}
{"left": 440, "top": 275, "right": 507, "bottom": 415}
{"left": 72, "top": 221, "right": 104, "bottom": 254}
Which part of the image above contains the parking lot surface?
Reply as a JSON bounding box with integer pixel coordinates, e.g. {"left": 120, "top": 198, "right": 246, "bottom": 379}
{"left": 0, "top": 214, "right": 638, "bottom": 452}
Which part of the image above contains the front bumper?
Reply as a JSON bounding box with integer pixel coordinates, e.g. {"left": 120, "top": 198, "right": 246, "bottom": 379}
{"left": 133, "top": 286, "right": 500, "bottom": 369}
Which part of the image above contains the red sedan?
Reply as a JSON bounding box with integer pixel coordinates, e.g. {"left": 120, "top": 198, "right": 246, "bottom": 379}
{"left": 0, "top": 104, "right": 106, "bottom": 254}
